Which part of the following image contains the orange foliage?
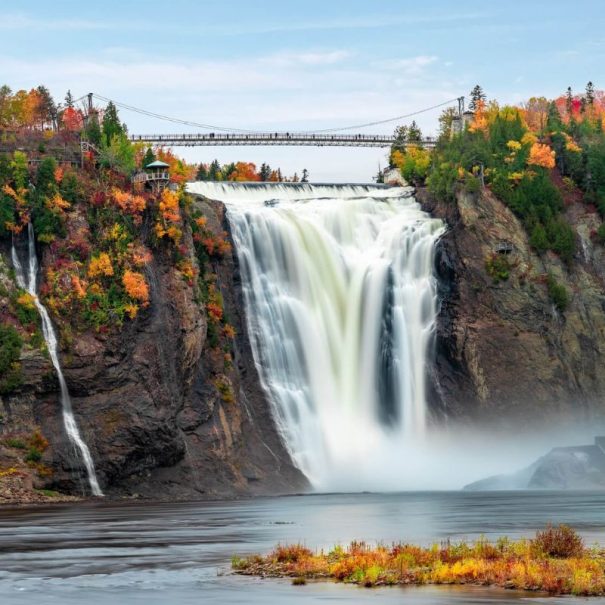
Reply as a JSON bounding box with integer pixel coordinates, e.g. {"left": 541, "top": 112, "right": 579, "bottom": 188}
{"left": 155, "top": 189, "right": 182, "bottom": 243}
{"left": 207, "top": 302, "right": 223, "bottom": 322}
{"left": 469, "top": 99, "right": 488, "bottom": 133}
{"left": 111, "top": 188, "right": 147, "bottom": 217}
{"left": 61, "top": 106, "right": 84, "bottom": 131}
{"left": 228, "top": 162, "right": 261, "bottom": 182}
{"left": 528, "top": 143, "right": 556, "bottom": 169}
{"left": 155, "top": 148, "right": 196, "bottom": 184}
{"left": 123, "top": 270, "right": 149, "bottom": 303}
{"left": 88, "top": 253, "right": 114, "bottom": 278}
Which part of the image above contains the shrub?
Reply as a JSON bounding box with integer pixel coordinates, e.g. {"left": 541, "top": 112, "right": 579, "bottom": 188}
{"left": 533, "top": 524, "right": 584, "bottom": 558}
{"left": 4, "top": 437, "right": 26, "bottom": 449}
{"left": 546, "top": 274, "right": 570, "bottom": 312}
{"left": 25, "top": 447, "right": 43, "bottom": 463}
{"left": 485, "top": 254, "right": 511, "bottom": 282}
{"left": 0, "top": 324, "right": 22, "bottom": 394}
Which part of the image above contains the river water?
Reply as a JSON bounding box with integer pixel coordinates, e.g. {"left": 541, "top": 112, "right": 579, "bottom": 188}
{"left": 1, "top": 491, "right": 605, "bottom": 604}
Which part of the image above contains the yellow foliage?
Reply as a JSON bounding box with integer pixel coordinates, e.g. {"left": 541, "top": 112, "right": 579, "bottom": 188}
{"left": 507, "top": 140, "right": 522, "bottom": 151}
{"left": 45, "top": 193, "right": 70, "bottom": 213}
{"left": 88, "top": 253, "right": 114, "bottom": 278}
{"left": 16, "top": 292, "right": 36, "bottom": 309}
{"left": 124, "top": 303, "right": 139, "bottom": 319}
{"left": 390, "top": 150, "right": 405, "bottom": 169}
{"left": 521, "top": 131, "right": 538, "bottom": 146}
{"left": 528, "top": 143, "right": 556, "bottom": 169}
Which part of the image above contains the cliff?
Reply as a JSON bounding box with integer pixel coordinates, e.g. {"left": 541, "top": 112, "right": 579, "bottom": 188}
{"left": 418, "top": 185, "right": 605, "bottom": 427}
{"left": 0, "top": 197, "right": 306, "bottom": 501}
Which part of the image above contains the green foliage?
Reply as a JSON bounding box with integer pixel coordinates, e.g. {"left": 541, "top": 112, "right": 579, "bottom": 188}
{"left": 4, "top": 437, "right": 26, "bottom": 449}
{"left": 84, "top": 114, "right": 102, "bottom": 146}
{"left": 597, "top": 223, "right": 605, "bottom": 244}
{"left": 25, "top": 447, "right": 42, "bottom": 463}
{"left": 546, "top": 273, "right": 569, "bottom": 312}
{"left": 0, "top": 323, "right": 22, "bottom": 394}
{"left": 101, "top": 101, "right": 125, "bottom": 146}
{"left": 485, "top": 254, "right": 511, "bottom": 282}
{"left": 100, "top": 133, "right": 136, "bottom": 174}
{"left": 142, "top": 147, "right": 155, "bottom": 168}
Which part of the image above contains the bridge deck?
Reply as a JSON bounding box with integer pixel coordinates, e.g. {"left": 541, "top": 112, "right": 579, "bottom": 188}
{"left": 129, "top": 133, "right": 435, "bottom": 148}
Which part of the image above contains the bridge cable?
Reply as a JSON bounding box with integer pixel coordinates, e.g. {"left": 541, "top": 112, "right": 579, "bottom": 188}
{"left": 88, "top": 93, "right": 459, "bottom": 135}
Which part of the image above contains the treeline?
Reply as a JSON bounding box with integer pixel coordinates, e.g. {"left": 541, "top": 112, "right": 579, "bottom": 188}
{"left": 196, "top": 160, "right": 308, "bottom": 183}
{"left": 389, "top": 82, "right": 605, "bottom": 263}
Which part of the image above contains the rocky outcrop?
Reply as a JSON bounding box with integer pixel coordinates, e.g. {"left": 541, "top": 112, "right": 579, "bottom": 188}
{"left": 464, "top": 437, "right": 605, "bottom": 490}
{"left": 418, "top": 186, "right": 605, "bottom": 426}
{"left": 0, "top": 200, "right": 307, "bottom": 499}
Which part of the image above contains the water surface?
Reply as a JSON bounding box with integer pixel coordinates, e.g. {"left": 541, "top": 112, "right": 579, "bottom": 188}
{"left": 1, "top": 491, "right": 605, "bottom": 604}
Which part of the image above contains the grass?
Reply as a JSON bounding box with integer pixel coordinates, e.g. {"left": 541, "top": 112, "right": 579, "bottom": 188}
{"left": 232, "top": 525, "right": 605, "bottom": 596}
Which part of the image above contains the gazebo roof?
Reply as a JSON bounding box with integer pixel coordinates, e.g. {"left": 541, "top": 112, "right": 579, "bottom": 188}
{"left": 146, "top": 160, "right": 170, "bottom": 169}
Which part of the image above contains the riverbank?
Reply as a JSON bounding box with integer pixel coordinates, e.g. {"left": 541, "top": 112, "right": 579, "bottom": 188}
{"left": 232, "top": 525, "right": 605, "bottom": 596}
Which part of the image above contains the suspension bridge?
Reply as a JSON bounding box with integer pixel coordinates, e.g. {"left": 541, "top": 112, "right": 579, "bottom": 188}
{"left": 81, "top": 93, "right": 463, "bottom": 149}
{"left": 128, "top": 132, "right": 436, "bottom": 148}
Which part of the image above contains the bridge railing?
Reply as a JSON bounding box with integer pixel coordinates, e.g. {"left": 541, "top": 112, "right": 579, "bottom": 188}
{"left": 128, "top": 132, "right": 436, "bottom": 148}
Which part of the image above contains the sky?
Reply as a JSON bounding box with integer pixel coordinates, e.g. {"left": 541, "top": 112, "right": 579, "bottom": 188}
{"left": 0, "top": 0, "right": 603, "bottom": 181}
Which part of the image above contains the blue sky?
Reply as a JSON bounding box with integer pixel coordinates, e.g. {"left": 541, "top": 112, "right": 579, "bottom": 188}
{"left": 0, "top": 0, "right": 603, "bottom": 181}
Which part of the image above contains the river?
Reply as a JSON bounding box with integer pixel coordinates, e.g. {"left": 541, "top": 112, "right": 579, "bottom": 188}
{"left": 1, "top": 491, "right": 605, "bottom": 604}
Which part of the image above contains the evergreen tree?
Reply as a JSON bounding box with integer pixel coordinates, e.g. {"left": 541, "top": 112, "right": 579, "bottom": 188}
{"left": 142, "top": 147, "right": 156, "bottom": 167}
{"left": 101, "top": 101, "right": 124, "bottom": 147}
{"left": 277, "top": 168, "right": 283, "bottom": 182}
{"left": 301, "top": 168, "right": 309, "bottom": 182}
{"left": 407, "top": 120, "right": 422, "bottom": 143}
{"left": 259, "top": 162, "right": 271, "bottom": 181}
{"left": 64, "top": 90, "right": 74, "bottom": 108}
{"left": 392, "top": 125, "right": 408, "bottom": 151}
{"left": 208, "top": 159, "right": 221, "bottom": 180}
{"left": 196, "top": 163, "right": 209, "bottom": 181}
{"left": 565, "top": 86, "right": 573, "bottom": 117}
{"left": 586, "top": 81, "right": 595, "bottom": 106}
{"left": 84, "top": 113, "right": 102, "bottom": 146}
{"left": 292, "top": 172, "right": 299, "bottom": 183}
{"left": 468, "top": 85, "right": 486, "bottom": 111}
{"left": 36, "top": 86, "right": 57, "bottom": 130}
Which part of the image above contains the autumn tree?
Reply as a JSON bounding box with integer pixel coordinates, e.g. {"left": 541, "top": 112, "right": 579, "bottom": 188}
{"left": 528, "top": 142, "right": 556, "bottom": 169}
{"left": 196, "top": 163, "right": 209, "bottom": 180}
{"left": 469, "top": 85, "right": 487, "bottom": 111}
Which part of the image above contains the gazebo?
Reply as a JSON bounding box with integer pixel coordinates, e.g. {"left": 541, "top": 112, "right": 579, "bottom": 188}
{"left": 132, "top": 160, "right": 170, "bottom": 192}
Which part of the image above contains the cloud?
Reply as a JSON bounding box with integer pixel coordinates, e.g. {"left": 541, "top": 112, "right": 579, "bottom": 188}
{"left": 380, "top": 55, "right": 439, "bottom": 75}
{"left": 263, "top": 50, "right": 352, "bottom": 67}
{"left": 0, "top": 13, "right": 112, "bottom": 31}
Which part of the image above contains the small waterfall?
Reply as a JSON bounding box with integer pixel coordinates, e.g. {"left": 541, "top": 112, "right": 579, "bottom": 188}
{"left": 188, "top": 182, "right": 445, "bottom": 491}
{"left": 11, "top": 224, "right": 103, "bottom": 497}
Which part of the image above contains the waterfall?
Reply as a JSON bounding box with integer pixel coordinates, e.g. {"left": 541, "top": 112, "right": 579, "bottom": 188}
{"left": 11, "top": 224, "right": 103, "bottom": 497}
{"left": 188, "top": 182, "right": 445, "bottom": 491}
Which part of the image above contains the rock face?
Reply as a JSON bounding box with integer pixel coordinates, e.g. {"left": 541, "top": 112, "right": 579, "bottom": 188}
{"left": 417, "top": 186, "right": 605, "bottom": 426}
{"left": 0, "top": 199, "right": 307, "bottom": 499}
{"left": 464, "top": 438, "right": 605, "bottom": 490}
